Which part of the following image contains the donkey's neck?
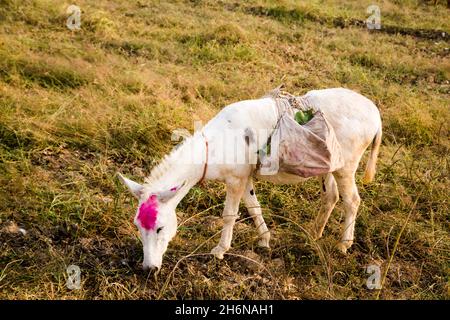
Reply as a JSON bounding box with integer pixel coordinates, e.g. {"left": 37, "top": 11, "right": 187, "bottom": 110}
{"left": 143, "top": 133, "right": 205, "bottom": 199}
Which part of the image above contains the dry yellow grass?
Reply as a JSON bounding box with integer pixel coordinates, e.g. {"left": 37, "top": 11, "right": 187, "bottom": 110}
{"left": 0, "top": 0, "right": 449, "bottom": 299}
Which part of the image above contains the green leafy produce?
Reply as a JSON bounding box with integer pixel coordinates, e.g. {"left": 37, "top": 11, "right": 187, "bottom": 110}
{"left": 261, "top": 136, "right": 271, "bottom": 155}
{"left": 295, "top": 109, "right": 314, "bottom": 125}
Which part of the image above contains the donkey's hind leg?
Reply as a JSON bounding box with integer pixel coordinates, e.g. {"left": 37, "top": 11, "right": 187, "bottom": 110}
{"left": 242, "top": 178, "right": 270, "bottom": 248}
{"left": 211, "top": 176, "right": 247, "bottom": 259}
{"left": 333, "top": 169, "right": 361, "bottom": 254}
{"left": 312, "top": 173, "right": 339, "bottom": 240}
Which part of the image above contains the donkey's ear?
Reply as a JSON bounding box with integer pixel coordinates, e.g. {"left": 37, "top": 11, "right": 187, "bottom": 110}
{"left": 117, "top": 172, "right": 143, "bottom": 199}
{"left": 157, "top": 181, "right": 187, "bottom": 203}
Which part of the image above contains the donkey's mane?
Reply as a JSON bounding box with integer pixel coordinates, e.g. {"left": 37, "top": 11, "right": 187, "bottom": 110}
{"left": 143, "top": 134, "right": 197, "bottom": 187}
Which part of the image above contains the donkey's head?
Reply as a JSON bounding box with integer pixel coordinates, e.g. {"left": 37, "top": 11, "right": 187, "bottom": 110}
{"left": 118, "top": 173, "right": 185, "bottom": 271}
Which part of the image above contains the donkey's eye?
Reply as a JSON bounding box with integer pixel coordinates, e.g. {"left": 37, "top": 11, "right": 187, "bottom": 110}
{"left": 156, "top": 227, "right": 163, "bottom": 234}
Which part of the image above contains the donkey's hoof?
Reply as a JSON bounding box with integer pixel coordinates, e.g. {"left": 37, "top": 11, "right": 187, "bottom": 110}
{"left": 257, "top": 235, "right": 270, "bottom": 248}
{"left": 335, "top": 243, "right": 347, "bottom": 254}
{"left": 257, "top": 239, "right": 270, "bottom": 248}
{"left": 311, "top": 230, "right": 323, "bottom": 241}
{"left": 335, "top": 241, "right": 352, "bottom": 255}
{"left": 211, "top": 246, "right": 226, "bottom": 259}
{"left": 307, "top": 222, "right": 322, "bottom": 240}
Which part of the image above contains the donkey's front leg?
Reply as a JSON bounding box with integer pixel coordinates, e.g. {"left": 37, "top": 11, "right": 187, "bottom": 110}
{"left": 211, "top": 177, "right": 247, "bottom": 259}
{"left": 242, "top": 178, "right": 270, "bottom": 248}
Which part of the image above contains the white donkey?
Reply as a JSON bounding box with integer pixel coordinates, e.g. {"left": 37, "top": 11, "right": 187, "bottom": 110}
{"left": 118, "top": 88, "right": 382, "bottom": 270}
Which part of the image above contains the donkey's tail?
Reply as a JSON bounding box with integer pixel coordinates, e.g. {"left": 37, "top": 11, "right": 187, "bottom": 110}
{"left": 363, "top": 125, "right": 382, "bottom": 184}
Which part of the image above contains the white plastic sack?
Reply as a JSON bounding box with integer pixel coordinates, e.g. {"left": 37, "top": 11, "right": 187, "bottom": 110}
{"left": 258, "top": 110, "right": 344, "bottom": 178}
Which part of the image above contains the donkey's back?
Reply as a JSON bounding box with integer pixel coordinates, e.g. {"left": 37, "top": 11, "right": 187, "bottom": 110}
{"left": 302, "top": 88, "right": 381, "bottom": 165}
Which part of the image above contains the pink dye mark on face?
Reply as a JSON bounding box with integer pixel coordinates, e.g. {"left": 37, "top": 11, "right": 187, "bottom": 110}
{"left": 170, "top": 186, "right": 177, "bottom": 191}
{"left": 137, "top": 194, "right": 158, "bottom": 230}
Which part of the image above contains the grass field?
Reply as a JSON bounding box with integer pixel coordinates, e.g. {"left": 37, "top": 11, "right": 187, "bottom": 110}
{"left": 0, "top": 0, "right": 449, "bottom": 299}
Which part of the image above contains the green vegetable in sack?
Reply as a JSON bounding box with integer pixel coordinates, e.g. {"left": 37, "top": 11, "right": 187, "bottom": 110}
{"left": 295, "top": 109, "right": 314, "bottom": 125}
{"left": 261, "top": 136, "right": 271, "bottom": 155}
